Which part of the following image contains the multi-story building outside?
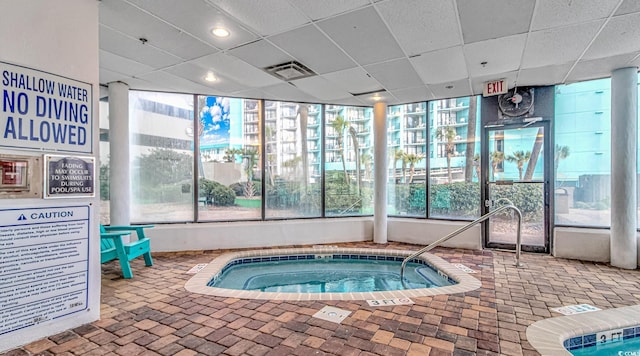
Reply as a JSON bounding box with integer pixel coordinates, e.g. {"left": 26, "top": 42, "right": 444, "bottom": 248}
{"left": 387, "top": 97, "right": 480, "bottom": 184}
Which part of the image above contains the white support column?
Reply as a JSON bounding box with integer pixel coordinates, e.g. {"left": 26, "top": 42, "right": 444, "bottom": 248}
{"left": 373, "top": 102, "right": 388, "bottom": 244}
{"left": 610, "top": 67, "right": 638, "bottom": 269}
{"left": 108, "top": 82, "right": 130, "bottom": 226}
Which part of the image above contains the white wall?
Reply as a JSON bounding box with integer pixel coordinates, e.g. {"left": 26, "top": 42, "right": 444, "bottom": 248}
{"left": 0, "top": 0, "right": 100, "bottom": 352}
{"left": 554, "top": 227, "right": 640, "bottom": 265}
{"left": 150, "top": 218, "right": 373, "bottom": 252}
{"left": 149, "top": 217, "right": 482, "bottom": 252}
{"left": 388, "top": 218, "right": 482, "bottom": 249}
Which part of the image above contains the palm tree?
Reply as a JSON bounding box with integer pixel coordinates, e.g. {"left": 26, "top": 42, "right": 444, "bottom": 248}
{"left": 390, "top": 148, "right": 404, "bottom": 183}
{"left": 348, "top": 125, "right": 361, "bottom": 194}
{"left": 405, "top": 153, "right": 423, "bottom": 183}
{"left": 361, "top": 153, "right": 373, "bottom": 181}
{"left": 264, "top": 126, "right": 276, "bottom": 186}
{"left": 401, "top": 152, "right": 409, "bottom": 183}
{"left": 436, "top": 126, "right": 457, "bottom": 183}
{"left": 506, "top": 150, "right": 532, "bottom": 181}
{"left": 464, "top": 97, "right": 478, "bottom": 183}
{"left": 490, "top": 151, "right": 504, "bottom": 181}
{"left": 555, "top": 144, "right": 570, "bottom": 178}
{"left": 330, "top": 115, "right": 349, "bottom": 184}
{"left": 524, "top": 127, "right": 544, "bottom": 181}
{"left": 297, "top": 104, "right": 309, "bottom": 190}
{"left": 473, "top": 153, "right": 481, "bottom": 181}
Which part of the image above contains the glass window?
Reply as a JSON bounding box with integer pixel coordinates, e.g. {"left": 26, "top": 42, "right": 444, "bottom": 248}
{"left": 197, "top": 96, "right": 262, "bottom": 221}
{"left": 129, "top": 91, "right": 195, "bottom": 223}
{"left": 428, "top": 96, "right": 481, "bottom": 219}
{"left": 264, "top": 101, "right": 322, "bottom": 218}
{"left": 554, "top": 78, "right": 611, "bottom": 227}
{"left": 324, "top": 105, "right": 374, "bottom": 216}
{"left": 387, "top": 102, "right": 427, "bottom": 217}
{"left": 99, "top": 97, "right": 110, "bottom": 225}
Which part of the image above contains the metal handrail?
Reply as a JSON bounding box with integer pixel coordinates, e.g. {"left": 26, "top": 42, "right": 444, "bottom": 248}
{"left": 400, "top": 203, "right": 524, "bottom": 283}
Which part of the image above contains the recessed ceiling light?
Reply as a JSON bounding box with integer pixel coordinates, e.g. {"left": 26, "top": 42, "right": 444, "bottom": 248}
{"left": 211, "top": 28, "right": 230, "bottom": 37}
{"left": 204, "top": 71, "right": 217, "bottom": 82}
{"left": 372, "top": 94, "right": 381, "bottom": 101}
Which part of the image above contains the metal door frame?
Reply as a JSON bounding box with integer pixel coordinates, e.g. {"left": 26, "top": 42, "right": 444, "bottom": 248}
{"left": 481, "top": 121, "right": 552, "bottom": 253}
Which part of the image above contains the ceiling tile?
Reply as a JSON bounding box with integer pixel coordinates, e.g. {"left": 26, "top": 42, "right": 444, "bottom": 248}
{"left": 410, "top": 46, "right": 468, "bottom": 84}
{"left": 522, "top": 21, "right": 603, "bottom": 68}
{"left": 322, "top": 67, "right": 382, "bottom": 94}
{"left": 517, "top": 64, "right": 573, "bottom": 86}
{"left": 290, "top": 76, "right": 352, "bottom": 101}
{"left": 138, "top": 70, "right": 219, "bottom": 94}
{"left": 566, "top": 53, "right": 638, "bottom": 83}
{"left": 126, "top": 0, "right": 259, "bottom": 50}
{"left": 100, "top": 49, "right": 154, "bottom": 77}
{"left": 376, "top": 0, "right": 461, "bottom": 56}
{"left": 164, "top": 62, "right": 249, "bottom": 93}
{"left": 365, "top": 58, "right": 424, "bottom": 91}
{"left": 189, "top": 52, "right": 281, "bottom": 88}
{"left": 99, "top": 0, "right": 216, "bottom": 60}
{"left": 389, "top": 86, "right": 434, "bottom": 104}
{"left": 631, "top": 53, "right": 640, "bottom": 68}
{"left": 125, "top": 76, "right": 175, "bottom": 92}
{"left": 291, "top": 0, "right": 370, "bottom": 21}
{"left": 268, "top": 25, "right": 357, "bottom": 74}
{"left": 100, "top": 67, "right": 130, "bottom": 85}
{"left": 531, "top": 0, "right": 618, "bottom": 30}
{"left": 99, "top": 25, "right": 183, "bottom": 68}
{"left": 429, "top": 78, "right": 472, "bottom": 99}
{"left": 206, "top": 0, "right": 309, "bottom": 35}
{"left": 357, "top": 91, "right": 396, "bottom": 105}
{"left": 615, "top": 0, "right": 640, "bottom": 16}
{"left": 230, "top": 88, "right": 269, "bottom": 100}
{"left": 457, "top": 0, "right": 534, "bottom": 43}
{"left": 228, "top": 39, "right": 295, "bottom": 69}
{"left": 583, "top": 12, "right": 640, "bottom": 60}
{"left": 260, "top": 83, "right": 319, "bottom": 103}
{"left": 464, "top": 34, "right": 527, "bottom": 77}
{"left": 317, "top": 6, "right": 405, "bottom": 66}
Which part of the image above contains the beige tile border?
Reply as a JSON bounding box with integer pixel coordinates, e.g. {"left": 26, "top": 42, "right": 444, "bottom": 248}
{"left": 526, "top": 305, "right": 640, "bottom": 355}
{"left": 184, "top": 247, "right": 482, "bottom": 301}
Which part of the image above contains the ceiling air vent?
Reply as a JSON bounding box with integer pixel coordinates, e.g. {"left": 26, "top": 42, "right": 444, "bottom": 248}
{"left": 263, "top": 61, "right": 317, "bottom": 81}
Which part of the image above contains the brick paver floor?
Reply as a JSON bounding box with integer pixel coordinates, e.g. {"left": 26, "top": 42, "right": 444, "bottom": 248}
{"left": 3, "top": 242, "right": 640, "bottom": 355}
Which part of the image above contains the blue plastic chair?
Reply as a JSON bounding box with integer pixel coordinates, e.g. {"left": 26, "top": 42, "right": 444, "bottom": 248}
{"left": 100, "top": 224, "right": 154, "bottom": 279}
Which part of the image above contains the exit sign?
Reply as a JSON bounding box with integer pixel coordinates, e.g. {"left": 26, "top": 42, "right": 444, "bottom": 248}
{"left": 483, "top": 78, "right": 508, "bottom": 97}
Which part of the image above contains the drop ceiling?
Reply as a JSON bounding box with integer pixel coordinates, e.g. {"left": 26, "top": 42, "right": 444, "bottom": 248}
{"left": 99, "top": 0, "right": 640, "bottom": 105}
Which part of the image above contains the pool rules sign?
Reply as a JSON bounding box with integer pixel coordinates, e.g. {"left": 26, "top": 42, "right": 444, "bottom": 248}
{"left": 45, "top": 155, "right": 95, "bottom": 198}
{"left": 1, "top": 61, "right": 92, "bottom": 154}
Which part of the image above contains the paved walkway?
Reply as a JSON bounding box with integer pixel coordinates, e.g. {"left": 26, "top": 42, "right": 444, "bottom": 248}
{"left": 3, "top": 242, "right": 640, "bottom": 356}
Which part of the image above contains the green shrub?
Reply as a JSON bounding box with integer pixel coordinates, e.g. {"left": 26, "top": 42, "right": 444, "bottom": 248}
{"left": 229, "top": 182, "right": 244, "bottom": 196}
{"left": 325, "top": 172, "right": 362, "bottom": 214}
{"left": 429, "top": 182, "right": 480, "bottom": 218}
{"left": 199, "top": 179, "right": 236, "bottom": 206}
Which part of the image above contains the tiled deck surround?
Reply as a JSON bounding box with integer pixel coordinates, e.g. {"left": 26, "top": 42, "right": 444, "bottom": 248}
{"left": 185, "top": 247, "right": 482, "bottom": 301}
{"left": 526, "top": 305, "right": 640, "bottom": 355}
{"left": 3, "top": 242, "right": 640, "bottom": 356}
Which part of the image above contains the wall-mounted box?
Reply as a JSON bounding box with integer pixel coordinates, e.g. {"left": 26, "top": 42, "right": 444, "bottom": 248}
{"left": 0, "top": 154, "right": 42, "bottom": 198}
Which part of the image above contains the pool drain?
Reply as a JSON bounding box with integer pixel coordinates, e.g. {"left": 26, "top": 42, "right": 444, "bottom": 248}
{"left": 313, "top": 306, "right": 351, "bottom": 324}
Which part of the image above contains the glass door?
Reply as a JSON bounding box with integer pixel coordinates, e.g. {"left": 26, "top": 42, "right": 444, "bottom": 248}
{"left": 483, "top": 123, "right": 549, "bottom": 252}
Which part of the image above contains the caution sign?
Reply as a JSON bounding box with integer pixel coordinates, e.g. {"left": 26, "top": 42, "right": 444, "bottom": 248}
{"left": 45, "top": 155, "right": 94, "bottom": 198}
{"left": 0, "top": 205, "right": 90, "bottom": 335}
